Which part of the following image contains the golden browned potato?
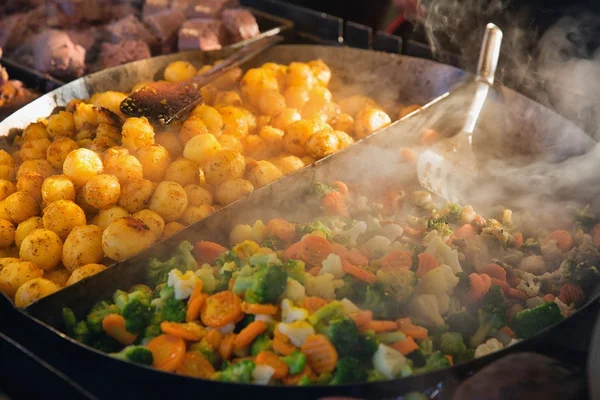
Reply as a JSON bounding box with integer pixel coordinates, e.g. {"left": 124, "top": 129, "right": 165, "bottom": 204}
{"left": 286, "top": 62, "right": 316, "bottom": 89}
{"left": 308, "top": 86, "right": 333, "bottom": 108}
{"left": 184, "top": 184, "right": 213, "bottom": 207}
{"left": 0, "top": 180, "right": 14, "bottom": 202}
{"left": 204, "top": 149, "right": 246, "bottom": 185}
{"left": 133, "top": 209, "right": 165, "bottom": 239}
{"left": 122, "top": 117, "right": 155, "bottom": 152}
{"left": 269, "top": 154, "right": 305, "bottom": 175}
{"left": 0, "top": 164, "right": 15, "bottom": 181}
{"left": 96, "top": 122, "right": 121, "bottom": 142}
{"left": 87, "top": 136, "right": 118, "bottom": 154}
{"left": 271, "top": 108, "right": 302, "bottom": 132}
{"left": 308, "top": 59, "right": 331, "bottom": 86}
{"left": 200, "top": 84, "right": 218, "bottom": 106}
{"left": 81, "top": 174, "right": 121, "bottom": 209}
{"left": 214, "top": 91, "right": 243, "bottom": 108}
{"left": 241, "top": 135, "right": 271, "bottom": 161}
{"left": 179, "top": 115, "right": 210, "bottom": 145}
{"left": 14, "top": 278, "right": 60, "bottom": 307}
{"left": 0, "top": 261, "right": 44, "bottom": 298}
{"left": 164, "top": 61, "right": 197, "bottom": 82}
{"left": 90, "top": 91, "right": 128, "bottom": 118}
{"left": 19, "top": 229, "right": 63, "bottom": 271}
{"left": 62, "top": 148, "right": 103, "bottom": 186}
{"left": 135, "top": 146, "right": 172, "bottom": 183}
{"left": 0, "top": 257, "right": 20, "bottom": 272}
{"left": 261, "top": 62, "right": 287, "bottom": 90}
{"left": 148, "top": 181, "right": 188, "bottom": 222}
{"left": 102, "top": 217, "right": 155, "bottom": 261}
{"left": 42, "top": 200, "right": 86, "bottom": 239}
{"left": 104, "top": 153, "right": 144, "bottom": 183}
{"left": 191, "top": 104, "right": 224, "bottom": 136}
{"left": 72, "top": 102, "right": 97, "bottom": 130}
{"left": 354, "top": 107, "right": 392, "bottom": 139}
{"left": 284, "top": 86, "right": 310, "bottom": 110}
{"left": 283, "top": 119, "right": 331, "bottom": 157}
{"left": 0, "top": 201, "right": 11, "bottom": 222}
{"left": 165, "top": 158, "right": 199, "bottom": 187}
{"left": 246, "top": 160, "right": 283, "bottom": 189}
{"left": 46, "top": 137, "right": 79, "bottom": 169}
{"left": 62, "top": 225, "right": 104, "bottom": 271}
{"left": 102, "top": 146, "right": 129, "bottom": 163}
{"left": 339, "top": 95, "right": 379, "bottom": 117}
{"left": 331, "top": 113, "right": 355, "bottom": 134}
{"left": 306, "top": 129, "right": 341, "bottom": 159}
{"left": 258, "top": 90, "right": 286, "bottom": 117}
{"left": 15, "top": 217, "right": 43, "bottom": 248}
{"left": 215, "top": 178, "right": 254, "bottom": 206}
{"left": 17, "top": 172, "right": 43, "bottom": 203}
{"left": 210, "top": 66, "right": 242, "bottom": 90}
{"left": 44, "top": 266, "right": 70, "bottom": 286}
{"left": 118, "top": 179, "right": 155, "bottom": 213}
{"left": 20, "top": 138, "right": 51, "bottom": 161}
{"left": 183, "top": 134, "right": 221, "bottom": 166}
{"left": 240, "top": 68, "right": 280, "bottom": 106}
{"left": 41, "top": 175, "right": 76, "bottom": 206}
{"left": 162, "top": 221, "right": 186, "bottom": 240}
{"left": 22, "top": 122, "right": 49, "bottom": 141}
{"left": 0, "top": 219, "right": 14, "bottom": 248}
{"left": 218, "top": 134, "right": 244, "bottom": 153}
{"left": 179, "top": 205, "right": 213, "bottom": 225}
{"left": 47, "top": 111, "right": 75, "bottom": 138}
{"left": 17, "top": 159, "right": 55, "bottom": 180}
{"left": 94, "top": 206, "right": 130, "bottom": 230}
{"left": 155, "top": 132, "right": 183, "bottom": 159}
{"left": 219, "top": 106, "right": 249, "bottom": 138}
{"left": 0, "top": 150, "right": 13, "bottom": 166}
{"left": 4, "top": 191, "right": 39, "bottom": 224}
{"left": 66, "top": 263, "right": 108, "bottom": 286}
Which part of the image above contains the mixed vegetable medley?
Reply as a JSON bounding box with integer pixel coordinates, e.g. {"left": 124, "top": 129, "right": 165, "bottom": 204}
{"left": 63, "top": 180, "right": 600, "bottom": 385}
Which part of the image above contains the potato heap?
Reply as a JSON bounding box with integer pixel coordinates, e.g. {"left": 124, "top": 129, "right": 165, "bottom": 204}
{"left": 0, "top": 58, "right": 396, "bottom": 307}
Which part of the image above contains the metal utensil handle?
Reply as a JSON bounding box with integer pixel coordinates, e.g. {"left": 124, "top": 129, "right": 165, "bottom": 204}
{"left": 476, "top": 23, "right": 503, "bottom": 85}
{"left": 192, "top": 35, "right": 283, "bottom": 88}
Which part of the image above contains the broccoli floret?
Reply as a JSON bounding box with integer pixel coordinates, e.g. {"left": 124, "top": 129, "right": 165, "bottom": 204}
{"left": 455, "top": 272, "right": 471, "bottom": 293}
{"left": 469, "top": 306, "right": 506, "bottom": 348}
{"left": 143, "top": 324, "right": 162, "bottom": 340}
{"left": 307, "top": 301, "right": 345, "bottom": 326}
{"left": 297, "top": 220, "right": 332, "bottom": 240}
{"left": 261, "top": 234, "right": 283, "bottom": 251}
{"left": 109, "top": 345, "right": 153, "bottom": 365}
{"left": 72, "top": 321, "right": 91, "bottom": 344}
{"left": 220, "top": 360, "right": 256, "bottom": 383}
{"left": 113, "top": 289, "right": 152, "bottom": 334}
{"left": 355, "top": 332, "right": 379, "bottom": 360}
{"left": 565, "top": 261, "right": 600, "bottom": 294}
{"left": 418, "top": 338, "right": 433, "bottom": 356}
{"left": 315, "top": 372, "right": 333, "bottom": 384}
{"left": 235, "top": 314, "right": 256, "bottom": 333}
{"left": 361, "top": 283, "right": 401, "bottom": 320}
{"left": 130, "top": 284, "right": 154, "bottom": 298}
{"left": 568, "top": 204, "right": 597, "bottom": 230}
{"left": 233, "top": 264, "right": 287, "bottom": 304}
{"left": 190, "top": 339, "right": 220, "bottom": 366}
{"left": 330, "top": 357, "right": 367, "bottom": 385}
{"left": 335, "top": 275, "right": 368, "bottom": 304}
{"left": 147, "top": 241, "right": 197, "bottom": 286}
{"left": 375, "top": 331, "right": 406, "bottom": 344}
{"left": 445, "top": 311, "right": 478, "bottom": 338}
{"left": 367, "top": 369, "right": 387, "bottom": 382}
{"left": 214, "top": 251, "right": 243, "bottom": 268}
{"left": 62, "top": 307, "right": 77, "bottom": 334}
{"left": 377, "top": 269, "right": 417, "bottom": 305}
{"left": 311, "top": 182, "right": 338, "bottom": 200}
{"left": 297, "top": 376, "right": 314, "bottom": 386}
{"left": 159, "top": 285, "right": 186, "bottom": 323}
{"left": 248, "top": 334, "right": 272, "bottom": 356}
{"left": 406, "top": 349, "right": 427, "bottom": 367}
{"left": 439, "top": 332, "right": 468, "bottom": 358}
{"left": 281, "top": 350, "right": 307, "bottom": 375}
{"left": 413, "top": 351, "right": 451, "bottom": 375}
{"left": 324, "top": 318, "right": 360, "bottom": 357}
{"left": 90, "top": 335, "right": 121, "bottom": 353}
{"left": 284, "top": 259, "right": 306, "bottom": 283}
{"left": 445, "top": 203, "right": 463, "bottom": 223}
{"left": 86, "top": 301, "right": 121, "bottom": 334}
{"left": 213, "top": 270, "right": 233, "bottom": 293}
{"left": 521, "top": 238, "right": 541, "bottom": 255}
{"left": 427, "top": 219, "right": 452, "bottom": 237}
{"left": 455, "top": 348, "right": 475, "bottom": 364}
{"left": 481, "top": 285, "right": 505, "bottom": 309}
{"left": 510, "top": 302, "right": 564, "bottom": 339}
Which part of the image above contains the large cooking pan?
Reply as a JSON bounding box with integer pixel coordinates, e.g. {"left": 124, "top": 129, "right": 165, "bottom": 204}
{"left": 1, "top": 45, "right": 599, "bottom": 399}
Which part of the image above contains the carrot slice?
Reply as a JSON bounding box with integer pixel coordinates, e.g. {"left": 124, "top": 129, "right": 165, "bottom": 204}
{"left": 301, "top": 296, "right": 329, "bottom": 314}
{"left": 186, "top": 293, "right": 207, "bottom": 322}
{"left": 241, "top": 302, "right": 278, "bottom": 315}
{"left": 454, "top": 224, "right": 477, "bottom": 240}
{"left": 368, "top": 320, "right": 398, "bottom": 332}
{"left": 513, "top": 232, "right": 524, "bottom": 249}
{"left": 147, "top": 334, "right": 186, "bottom": 372}
{"left": 480, "top": 263, "right": 507, "bottom": 281}
{"left": 255, "top": 350, "right": 289, "bottom": 379}
{"left": 499, "top": 326, "right": 515, "bottom": 338}
{"left": 399, "top": 147, "right": 417, "bottom": 163}
{"left": 322, "top": 191, "right": 349, "bottom": 216}
{"left": 396, "top": 318, "right": 428, "bottom": 339}
{"left": 273, "top": 337, "right": 298, "bottom": 356}
{"left": 331, "top": 243, "right": 350, "bottom": 258}
{"left": 543, "top": 293, "right": 556, "bottom": 302}
{"left": 283, "top": 240, "right": 303, "bottom": 261}
{"left": 345, "top": 250, "right": 369, "bottom": 266}
{"left": 282, "top": 365, "right": 316, "bottom": 385}
{"left": 490, "top": 278, "right": 510, "bottom": 295}
{"left": 508, "top": 277, "right": 521, "bottom": 288}
{"left": 201, "top": 291, "right": 242, "bottom": 328}
{"left": 102, "top": 314, "right": 137, "bottom": 345}
{"left": 402, "top": 225, "right": 423, "bottom": 238}
{"left": 592, "top": 223, "right": 600, "bottom": 248}
{"left": 390, "top": 336, "right": 419, "bottom": 356}
{"left": 301, "top": 334, "right": 338, "bottom": 374}
{"left": 175, "top": 351, "right": 216, "bottom": 379}
{"left": 332, "top": 181, "right": 349, "bottom": 195}
{"left": 206, "top": 329, "right": 223, "bottom": 349}
{"left": 420, "top": 128, "right": 440, "bottom": 145}
{"left": 465, "top": 273, "right": 492, "bottom": 302}
{"left": 266, "top": 219, "right": 297, "bottom": 242}
{"left": 194, "top": 241, "right": 227, "bottom": 265}
{"left": 445, "top": 355, "right": 453, "bottom": 366}
{"left": 219, "top": 333, "right": 236, "bottom": 361}
{"left": 188, "top": 280, "right": 204, "bottom": 305}
{"left": 543, "top": 230, "right": 573, "bottom": 252}
{"left": 382, "top": 250, "right": 413, "bottom": 273}
{"left": 380, "top": 190, "right": 404, "bottom": 214}
{"left": 234, "top": 321, "right": 268, "bottom": 351}
{"left": 307, "top": 266, "right": 322, "bottom": 276}
{"left": 508, "top": 288, "right": 529, "bottom": 300}
{"left": 299, "top": 235, "right": 334, "bottom": 266}
{"left": 342, "top": 260, "right": 377, "bottom": 283}
{"left": 160, "top": 321, "right": 207, "bottom": 341}
{"left": 416, "top": 253, "right": 439, "bottom": 278}
{"left": 350, "top": 310, "right": 373, "bottom": 330}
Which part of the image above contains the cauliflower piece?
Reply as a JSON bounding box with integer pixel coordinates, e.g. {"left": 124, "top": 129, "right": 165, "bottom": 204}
{"left": 424, "top": 232, "right": 462, "bottom": 273}
{"left": 372, "top": 343, "right": 407, "bottom": 379}
{"left": 340, "top": 298, "right": 361, "bottom": 315}
{"left": 320, "top": 253, "right": 345, "bottom": 278}
{"left": 283, "top": 278, "right": 306, "bottom": 303}
{"left": 481, "top": 219, "right": 510, "bottom": 246}
{"left": 410, "top": 191, "right": 432, "bottom": 209}
{"left": 167, "top": 269, "right": 200, "bottom": 300}
{"left": 364, "top": 236, "right": 392, "bottom": 258}
{"left": 340, "top": 221, "right": 367, "bottom": 246}
{"left": 252, "top": 220, "right": 267, "bottom": 243}
{"left": 281, "top": 298, "right": 309, "bottom": 323}
{"left": 304, "top": 272, "right": 344, "bottom": 300}
{"left": 437, "top": 293, "right": 451, "bottom": 315}
{"left": 230, "top": 224, "right": 254, "bottom": 246}
{"left": 217, "top": 322, "right": 236, "bottom": 335}
{"left": 252, "top": 364, "right": 275, "bottom": 385}
{"left": 381, "top": 223, "right": 404, "bottom": 241}
{"left": 408, "top": 293, "right": 445, "bottom": 327}
{"left": 195, "top": 264, "right": 217, "bottom": 293}
{"left": 502, "top": 209, "right": 513, "bottom": 227}
{"left": 519, "top": 255, "right": 546, "bottom": 275}
{"left": 517, "top": 277, "right": 541, "bottom": 297}
{"left": 474, "top": 338, "right": 504, "bottom": 358}
{"left": 254, "top": 314, "right": 275, "bottom": 324}
{"left": 554, "top": 297, "right": 573, "bottom": 317}
{"left": 417, "top": 265, "right": 459, "bottom": 296}
{"left": 461, "top": 205, "right": 476, "bottom": 224}
{"left": 526, "top": 296, "right": 545, "bottom": 309}
{"left": 232, "top": 240, "right": 261, "bottom": 260}
{"left": 249, "top": 252, "right": 280, "bottom": 266}
{"left": 277, "top": 321, "right": 315, "bottom": 347}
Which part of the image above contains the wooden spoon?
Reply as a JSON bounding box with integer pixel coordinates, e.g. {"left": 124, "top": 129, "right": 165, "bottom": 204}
{"left": 120, "top": 35, "right": 283, "bottom": 125}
